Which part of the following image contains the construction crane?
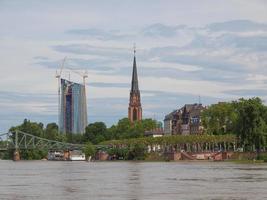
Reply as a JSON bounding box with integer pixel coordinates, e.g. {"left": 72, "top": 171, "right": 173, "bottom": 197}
{"left": 55, "top": 57, "right": 67, "bottom": 134}
{"left": 64, "top": 65, "right": 88, "bottom": 85}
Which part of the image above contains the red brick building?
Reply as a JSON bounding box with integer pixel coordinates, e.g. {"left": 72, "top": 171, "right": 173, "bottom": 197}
{"left": 128, "top": 48, "right": 142, "bottom": 123}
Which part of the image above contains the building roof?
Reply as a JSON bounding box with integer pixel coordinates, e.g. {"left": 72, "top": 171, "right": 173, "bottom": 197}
{"left": 164, "top": 103, "right": 204, "bottom": 120}
{"left": 164, "top": 110, "right": 177, "bottom": 121}
{"left": 131, "top": 55, "right": 139, "bottom": 93}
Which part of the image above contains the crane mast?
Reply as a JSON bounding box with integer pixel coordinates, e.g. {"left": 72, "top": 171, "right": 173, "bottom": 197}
{"left": 55, "top": 57, "right": 66, "bottom": 134}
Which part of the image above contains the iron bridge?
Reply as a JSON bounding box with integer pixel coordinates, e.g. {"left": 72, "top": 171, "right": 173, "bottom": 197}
{"left": 0, "top": 130, "right": 84, "bottom": 151}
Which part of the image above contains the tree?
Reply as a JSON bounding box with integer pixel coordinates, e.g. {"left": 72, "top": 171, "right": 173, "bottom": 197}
{"left": 141, "top": 118, "right": 158, "bottom": 131}
{"left": 128, "top": 143, "right": 147, "bottom": 160}
{"left": 201, "top": 102, "right": 237, "bottom": 135}
{"left": 116, "top": 118, "right": 131, "bottom": 139}
{"left": 44, "top": 123, "right": 58, "bottom": 140}
{"left": 83, "top": 142, "right": 96, "bottom": 161}
{"left": 234, "top": 98, "right": 267, "bottom": 151}
{"left": 8, "top": 119, "right": 47, "bottom": 160}
{"left": 107, "top": 147, "right": 129, "bottom": 160}
{"left": 10, "top": 119, "right": 44, "bottom": 137}
{"left": 84, "top": 122, "right": 107, "bottom": 144}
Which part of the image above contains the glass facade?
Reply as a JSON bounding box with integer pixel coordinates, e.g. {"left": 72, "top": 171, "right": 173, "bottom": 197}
{"left": 59, "top": 79, "right": 87, "bottom": 134}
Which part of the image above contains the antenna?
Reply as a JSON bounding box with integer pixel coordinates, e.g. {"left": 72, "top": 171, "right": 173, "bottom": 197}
{"left": 133, "top": 43, "right": 136, "bottom": 55}
{"left": 198, "top": 95, "right": 202, "bottom": 104}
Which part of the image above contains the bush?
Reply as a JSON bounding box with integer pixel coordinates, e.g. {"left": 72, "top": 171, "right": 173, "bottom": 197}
{"left": 83, "top": 142, "right": 96, "bottom": 160}
{"left": 257, "top": 153, "right": 267, "bottom": 162}
{"left": 108, "top": 147, "right": 129, "bottom": 160}
{"left": 128, "top": 143, "right": 147, "bottom": 160}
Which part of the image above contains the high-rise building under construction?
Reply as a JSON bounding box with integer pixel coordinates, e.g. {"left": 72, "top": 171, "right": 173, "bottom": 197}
{"left": 59, "top": 78, "right": 87, "bottom": 134}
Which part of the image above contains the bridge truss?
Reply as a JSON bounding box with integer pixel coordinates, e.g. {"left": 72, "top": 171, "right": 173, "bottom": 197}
{"left": 0, "top": 130, "right": 84, "bottom": 151}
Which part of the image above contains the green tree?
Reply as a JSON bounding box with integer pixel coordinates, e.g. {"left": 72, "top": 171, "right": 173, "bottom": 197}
{"left": 10, "top": 119, "right": 44, "bottom": 137}
{"left": 8, "top": 119, "right": 47, "bottom": 160}
{"left": 116, "top": 118, "right": 132, "bottom": 139}
{"left": 128, "top": 143, "right": 147, "bottom": 160}
{"left": 141, "top": 118, "right": 158, "bottom": 131}
{"left": 44, "top": 123, "right": 58, "bottom": 140}
{"left": 234, "top": 98, "right": 267, "bottom": 151}
{"left": 201, "top": 102, "right": 237, "bottom": 135}
{"left": 84, "top": 122, "right": 107, "bottom": 144}
{"left": 83, "top": 142, "right": 96, "bottom": 160}
{"left": 105, "top": 125, "right": 117, "bottom": 140}
{"left": 107, "top": 147, "right": 129, "bottom": 160}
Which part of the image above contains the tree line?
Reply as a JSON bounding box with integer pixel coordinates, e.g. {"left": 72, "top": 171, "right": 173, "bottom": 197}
{"left": 3, "top": 118, "right": 159, "bottom": 160}
{"left": 201, "top": 97, "right": 267, "bottom": 152}
{"left": 3, "top": 97, "right": 267, "bottom": 160}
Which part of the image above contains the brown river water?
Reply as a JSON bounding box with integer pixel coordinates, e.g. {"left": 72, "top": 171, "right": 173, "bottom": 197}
{"left": 0, "top": 160, "right": 267, "bottom": 200}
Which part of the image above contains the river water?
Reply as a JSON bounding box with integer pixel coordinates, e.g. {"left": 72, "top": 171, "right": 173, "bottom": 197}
{"left": 0, "top": 160, "right": 267, "bottom": 200}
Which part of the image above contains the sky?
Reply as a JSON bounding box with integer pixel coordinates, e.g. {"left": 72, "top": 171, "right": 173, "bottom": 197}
{"left": 1, "top": 0, "right": 267, "bottom": 132}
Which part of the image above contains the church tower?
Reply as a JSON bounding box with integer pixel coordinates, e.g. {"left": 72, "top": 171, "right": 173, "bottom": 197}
{"left": 128, "top": 46, "right": 142, "bottom": 123}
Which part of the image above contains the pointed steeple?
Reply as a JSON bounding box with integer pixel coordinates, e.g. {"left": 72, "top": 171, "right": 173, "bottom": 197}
{"left": 128, "top": 44, "right": 142, "bottom": 123}
{"left": 131, "top": 45, "right": 139, "bottom": 93}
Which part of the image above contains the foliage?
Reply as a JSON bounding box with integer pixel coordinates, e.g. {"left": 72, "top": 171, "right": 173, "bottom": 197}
{"left": 107, "top": 144, "right": 147, "bottom": 160}
{"left": 202, "top": 97, "right": 267, "bottom": 151}
{"left": 201, "top": 102, "right": 237, "bottom": 135}
{"left": 107, "top": 147, "right": 129, "bottom": 160}
{"left": 44, "top": 123, "right": 58, "bottom": 140}
{"left": 20, "top": 149, "right": 48, "bottom": 160}
{"left": 101, "top": 134, "right": 236, "bottom": 146}
{"left": 128, "top": 143, "right": 147, "bottom": 160}
{"left": 66, "top": 133, "right": 84, "bottom": 143}
{"left": 9, "top": 119, "right": 44, "bottom": 137}
{"left": 234, "top": 98, "right": 267, "bottom": 151}
{"left": 8, "top": 97, "right": 267, "bottom": 160}
{"left": 83, "top": 142, "right": 96, "bottom": 160}
{"left": 84, "top": 122, "right": 107, "bottom": 144}
{"left": 84, "top": 118, "right": 159, "bottom": 144}
{"left": 257, "top": 153, "right": 267, "bottom": 162}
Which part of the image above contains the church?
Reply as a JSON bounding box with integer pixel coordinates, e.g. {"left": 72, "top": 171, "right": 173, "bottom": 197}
{"left": 128, "top": 47, "right": 142, "bottom": 123}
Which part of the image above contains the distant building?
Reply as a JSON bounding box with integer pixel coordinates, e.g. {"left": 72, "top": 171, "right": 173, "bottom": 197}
{"left": 164, "top": 103, "right": 205, "bottom": 135}
{"left": 144, "top": 128, "right": 164, "bottom": 137}
{"left": 59, "top": 78, "right": 87, "bottom": 134}
{"left": 128, "top": 47, "right": 142, "bottom": 123}
{"left": 163, "top": 110, "right": 176, "bottom": 135}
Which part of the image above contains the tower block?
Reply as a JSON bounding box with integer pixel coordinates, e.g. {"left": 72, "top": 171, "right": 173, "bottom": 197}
{"left": 128, "top": 46, "right": 142, "bottom": 123}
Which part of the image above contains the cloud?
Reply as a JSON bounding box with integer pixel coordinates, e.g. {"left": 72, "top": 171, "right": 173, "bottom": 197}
{"left": 36, "top": 58, "right": 115, "bottom": 72}
{"left": 141, "top": 23, "right": 186, "bottom": 37}
{"left": 223, "top": 89, "right": 267, "bottom": 96}
{"left": 66, "top": 28, "right": 132, "bottom": 40}
{"left": 207, "top": 20, "right": 267, "bottom": 32}
{"left": 52, "top": 44, "right": 130, "bottom": 58}
{"left": 3, "top": 15, "right": 267, "bottom": 132}
{"left": 89, "top": 82, "right": 130, "bottom": 88}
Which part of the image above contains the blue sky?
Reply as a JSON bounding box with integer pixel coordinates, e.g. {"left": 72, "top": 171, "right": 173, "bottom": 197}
{"left": 1, "top": 0, "right": 267, "bottom": 132}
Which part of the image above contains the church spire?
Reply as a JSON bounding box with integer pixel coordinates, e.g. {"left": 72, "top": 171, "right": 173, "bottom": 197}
{"left": 128, "top": 44, "right": 142, "bottom": 123}
{"left": 131, "top": 44, "right": 139, "bottom": 93}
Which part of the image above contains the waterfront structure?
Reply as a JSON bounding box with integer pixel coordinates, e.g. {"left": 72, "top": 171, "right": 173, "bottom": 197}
{"left": 48, "top": 150, "right": 85, "bottom": 161}
{"left": 59, "top": 78, "right": 87, "bottom": 134}
{"left": 128, "top": 47, "right": 142, "bottom": 123}
{"left": 144, "top": 128, "right": 164, "bottom": 137}
{"left": 164, "top": 103, "right": 205, "bottom": 135}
